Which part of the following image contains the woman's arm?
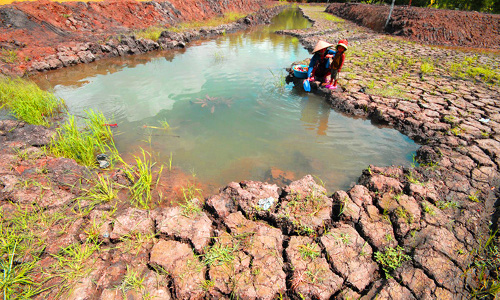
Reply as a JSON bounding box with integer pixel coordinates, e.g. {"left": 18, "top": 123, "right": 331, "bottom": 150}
{"left": 307, "top": 54, "right": 318, "bottom": 78}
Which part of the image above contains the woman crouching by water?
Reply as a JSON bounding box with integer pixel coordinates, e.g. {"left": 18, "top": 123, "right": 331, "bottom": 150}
{"left": 306, "top": 40, "right": 335, "bottom": 85}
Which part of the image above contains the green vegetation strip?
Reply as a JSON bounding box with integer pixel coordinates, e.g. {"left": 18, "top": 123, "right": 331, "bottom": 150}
{"left": 134, "top": 11, "right": 246, "bottom": 41}
{"left": 49, "top": 110, "right": 118, "bottom": 167}
{"left": 0, "top": 77, "right": 66, "bottom": 126}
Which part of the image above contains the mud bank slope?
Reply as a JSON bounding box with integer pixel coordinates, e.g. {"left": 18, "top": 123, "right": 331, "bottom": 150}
{"left": 326, "top": 3, "right": 500, "bottom": 50}
{"left": 0, "top": 0, "right": 276, "bottom": 75}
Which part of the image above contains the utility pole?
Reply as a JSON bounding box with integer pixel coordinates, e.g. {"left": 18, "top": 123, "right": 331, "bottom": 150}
{"left": 385, "top": 0, "right": 396, "bottom": 29}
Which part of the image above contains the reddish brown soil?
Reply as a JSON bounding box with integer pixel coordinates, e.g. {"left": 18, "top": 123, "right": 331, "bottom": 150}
{"left": 326, "top": 3, "right": 500, "bottom": 50}
{"left": 0, "top": 0, "right": 273, "bottom": 74}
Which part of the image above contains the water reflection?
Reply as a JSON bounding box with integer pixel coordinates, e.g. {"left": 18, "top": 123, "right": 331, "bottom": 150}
{"left": 300, "top": 96, "right": 331, "bottom": 136}
{"left": 30, "top": 8, "right": 418, "bottom": 192}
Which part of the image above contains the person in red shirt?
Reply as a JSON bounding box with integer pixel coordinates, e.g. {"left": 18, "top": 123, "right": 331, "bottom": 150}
{"left": 326, "top": 39, "right": 348, "bottom": 90}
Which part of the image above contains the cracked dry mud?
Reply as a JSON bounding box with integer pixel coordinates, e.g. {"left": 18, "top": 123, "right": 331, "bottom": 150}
{"left": 1, "top": 3, "right": 499, "bottom": 300}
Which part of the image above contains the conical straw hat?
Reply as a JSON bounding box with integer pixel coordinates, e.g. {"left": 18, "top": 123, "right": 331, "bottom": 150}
{"left": 312, "top": 40, "right": 334, "bottom": 53}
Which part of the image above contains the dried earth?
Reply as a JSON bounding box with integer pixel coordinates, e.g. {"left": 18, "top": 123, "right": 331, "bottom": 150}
{"left": 1, "top": 1, "right": 500, "bottom": 300}
{"left": 326, "top": 3, "right": 500, "bottom": 50}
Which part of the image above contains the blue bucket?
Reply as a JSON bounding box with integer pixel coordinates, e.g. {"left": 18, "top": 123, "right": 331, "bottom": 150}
{"left": 292, "top": 65, "right": 308, "bottom": 79}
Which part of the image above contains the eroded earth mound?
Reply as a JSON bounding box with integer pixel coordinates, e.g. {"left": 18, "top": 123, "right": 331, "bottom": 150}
{"left": 326, "top": 3, "right": 500, "bottom": 50}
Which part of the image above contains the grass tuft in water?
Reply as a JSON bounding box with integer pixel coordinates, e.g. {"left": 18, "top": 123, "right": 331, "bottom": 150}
{"left": 0, "top": 77, "right": 65, "bottom": 126}
{"left": 268, "top": 68, "right": 287, "bottom": 93}
{"left": 49, "top": 110, "right": 118, "bottom": 167}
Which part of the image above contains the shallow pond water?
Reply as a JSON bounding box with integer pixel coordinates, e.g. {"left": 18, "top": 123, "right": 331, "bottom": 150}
{"left": 33, "top": 8, "right": 418, "bottom": 193}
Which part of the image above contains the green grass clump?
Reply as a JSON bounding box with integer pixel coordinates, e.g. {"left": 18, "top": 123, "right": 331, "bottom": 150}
{"left": 122, "top": 149, "right": 163, "bottom": 209}
{"left": 180, "top": 183, "right": 203, "bottom": 217}
{"left": 298, "top": 243, "right": 320, "bottom": 260}
{"left": 420, "top": 61, "right": 434, "bottom": 76}
{"left": 466, "top": 231, "right": 500, "bottom": 298}
{"left": 374, "top": 245, "right": 411, "bottom": 278}
{"left": 134, "top": 26, "right": 167, "bottom": 41}
{"left": 49, "top": 110, "right": 118, "bottom": 167}
{"left": 119, "top": 265, "right": 145, "bottom": 297}
{"left": 201, "top": 243, "right": 237, "bottom": 267}
{"left": 1, "top": 49, "right": 18, "bottom": 63}
{"left": 0, "top": 77, "right": 65, "bottom": 126}
{"left": 0, "top": 239, "right": 39, "bottom": 299}
{"left": 80, "top": 174, "right": 117, "bottom": 206}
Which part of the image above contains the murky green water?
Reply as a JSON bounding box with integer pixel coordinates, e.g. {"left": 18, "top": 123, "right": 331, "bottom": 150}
{"left": 33, "top": 8, "right": 418, "bottom": 193}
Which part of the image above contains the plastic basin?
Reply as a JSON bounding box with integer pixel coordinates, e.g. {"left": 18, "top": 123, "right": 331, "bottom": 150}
{"left": 292, "top": 65, "right": 308, "bottom": 79}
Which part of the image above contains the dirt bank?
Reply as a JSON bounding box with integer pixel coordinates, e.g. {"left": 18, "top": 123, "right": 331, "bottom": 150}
{"left": 0, "top": 0, "right": 277, "bottom": 75}
{"left": 326, "top": 3, "right": 500, "bottom": 50}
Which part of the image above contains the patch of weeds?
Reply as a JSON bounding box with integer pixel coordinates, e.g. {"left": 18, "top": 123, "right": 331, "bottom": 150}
{"left": 466, "top": 231, "right": 500, "bottom": 298}
{"left": 305, "top": 267, "right": 327, "bottom": 284}
{"left": 293, "top": 221, "right": 315, "bottom": 237}
{"left": 117, "top": 232, "right": 156, "bottom": 256}
{"left": 201, "top": 243, "right": 237, "bottom": 267}
{"left": 468, "top": 190, "right": 481, "bottom": 203}
{"left": 133, "top": 26, "right": 167, "bottom": 41}
{"left": 420, "top": 61, "right": 435, "bottom": 78}
{"left": 338, "top": 196, "right": 350, "bottom": 217}
{"left": 298, "top": 243, "right": 320, "bottom": 260}
{"left": 0, "top": 239, "right": 40, "bottom": 299}
{"left": 395, "top": 206, "right": 414, "bottom": 224}
{"left": 0, "top": 77, "right": 65, "bottom": 126}
{"left": 119, "top": 265, "right": 145, "bottom": 297}
{"left": 443, "top": 115, "right": 457, "bottom": 125}
{"left": 14, "top": 148, "right": 31, "bottom": 161}
{"left": 80, "top": 174, "right": 117, "bottom": 206}
{"left": 405, "top": 170, "right": 423, "bottom": 186}
{"left": 319, "top": 12, "right": 344, "bottom": 23}
{"left": 374, "top": 245, "right": 411, "bottom": 278}
{"left": 436, "top": 200, "right": 459, "bottom": 210}
{"left": 0, "top": 48, "right": 18, "bottom": 63}
{"left": 201, "top": 280, "right": 214, "bottom": 292}
{"left": 179, "top": 183, "right": 203, "bottom": 217}
{"left": 481, "top": 130, "right": 490, "bottom": 138}
{"left": 449, "top": 56, "right": 500, "bottom": 84}
{"left": 422, "top": 201, "right": 436, "bottom": 216}
{"left": 367, "top": 84, "right": 409, "bottom": 100}
{"left": 449, "top": 126, "right": 463, "bottom": 136}
{"left": 385, "top": 233, "right": 394, "bottom": 243}
{"left": 359, "top": 241, "right": 368, "bottom": 256}
{"left": 122, "top": 149, "right": 163, "bottom": 209}
{"left": 50, "top": 242, "right": 100, "bottom": 295}
{"left": 50, "top": 110, "right": 118, "bottom": 166}
{"left": 420, "top": 160, "right": 439, "bottom": 171}
{"left": 286, "top": 188, "right": 326, "bottom": 219}
{"left": 167, "top": 11, "right": 245, "bottom": 32}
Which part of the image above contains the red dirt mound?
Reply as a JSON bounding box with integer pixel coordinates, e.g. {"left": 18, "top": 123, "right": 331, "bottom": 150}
{"left": 0, "top": 0, "right": 273, "bottom": 74}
